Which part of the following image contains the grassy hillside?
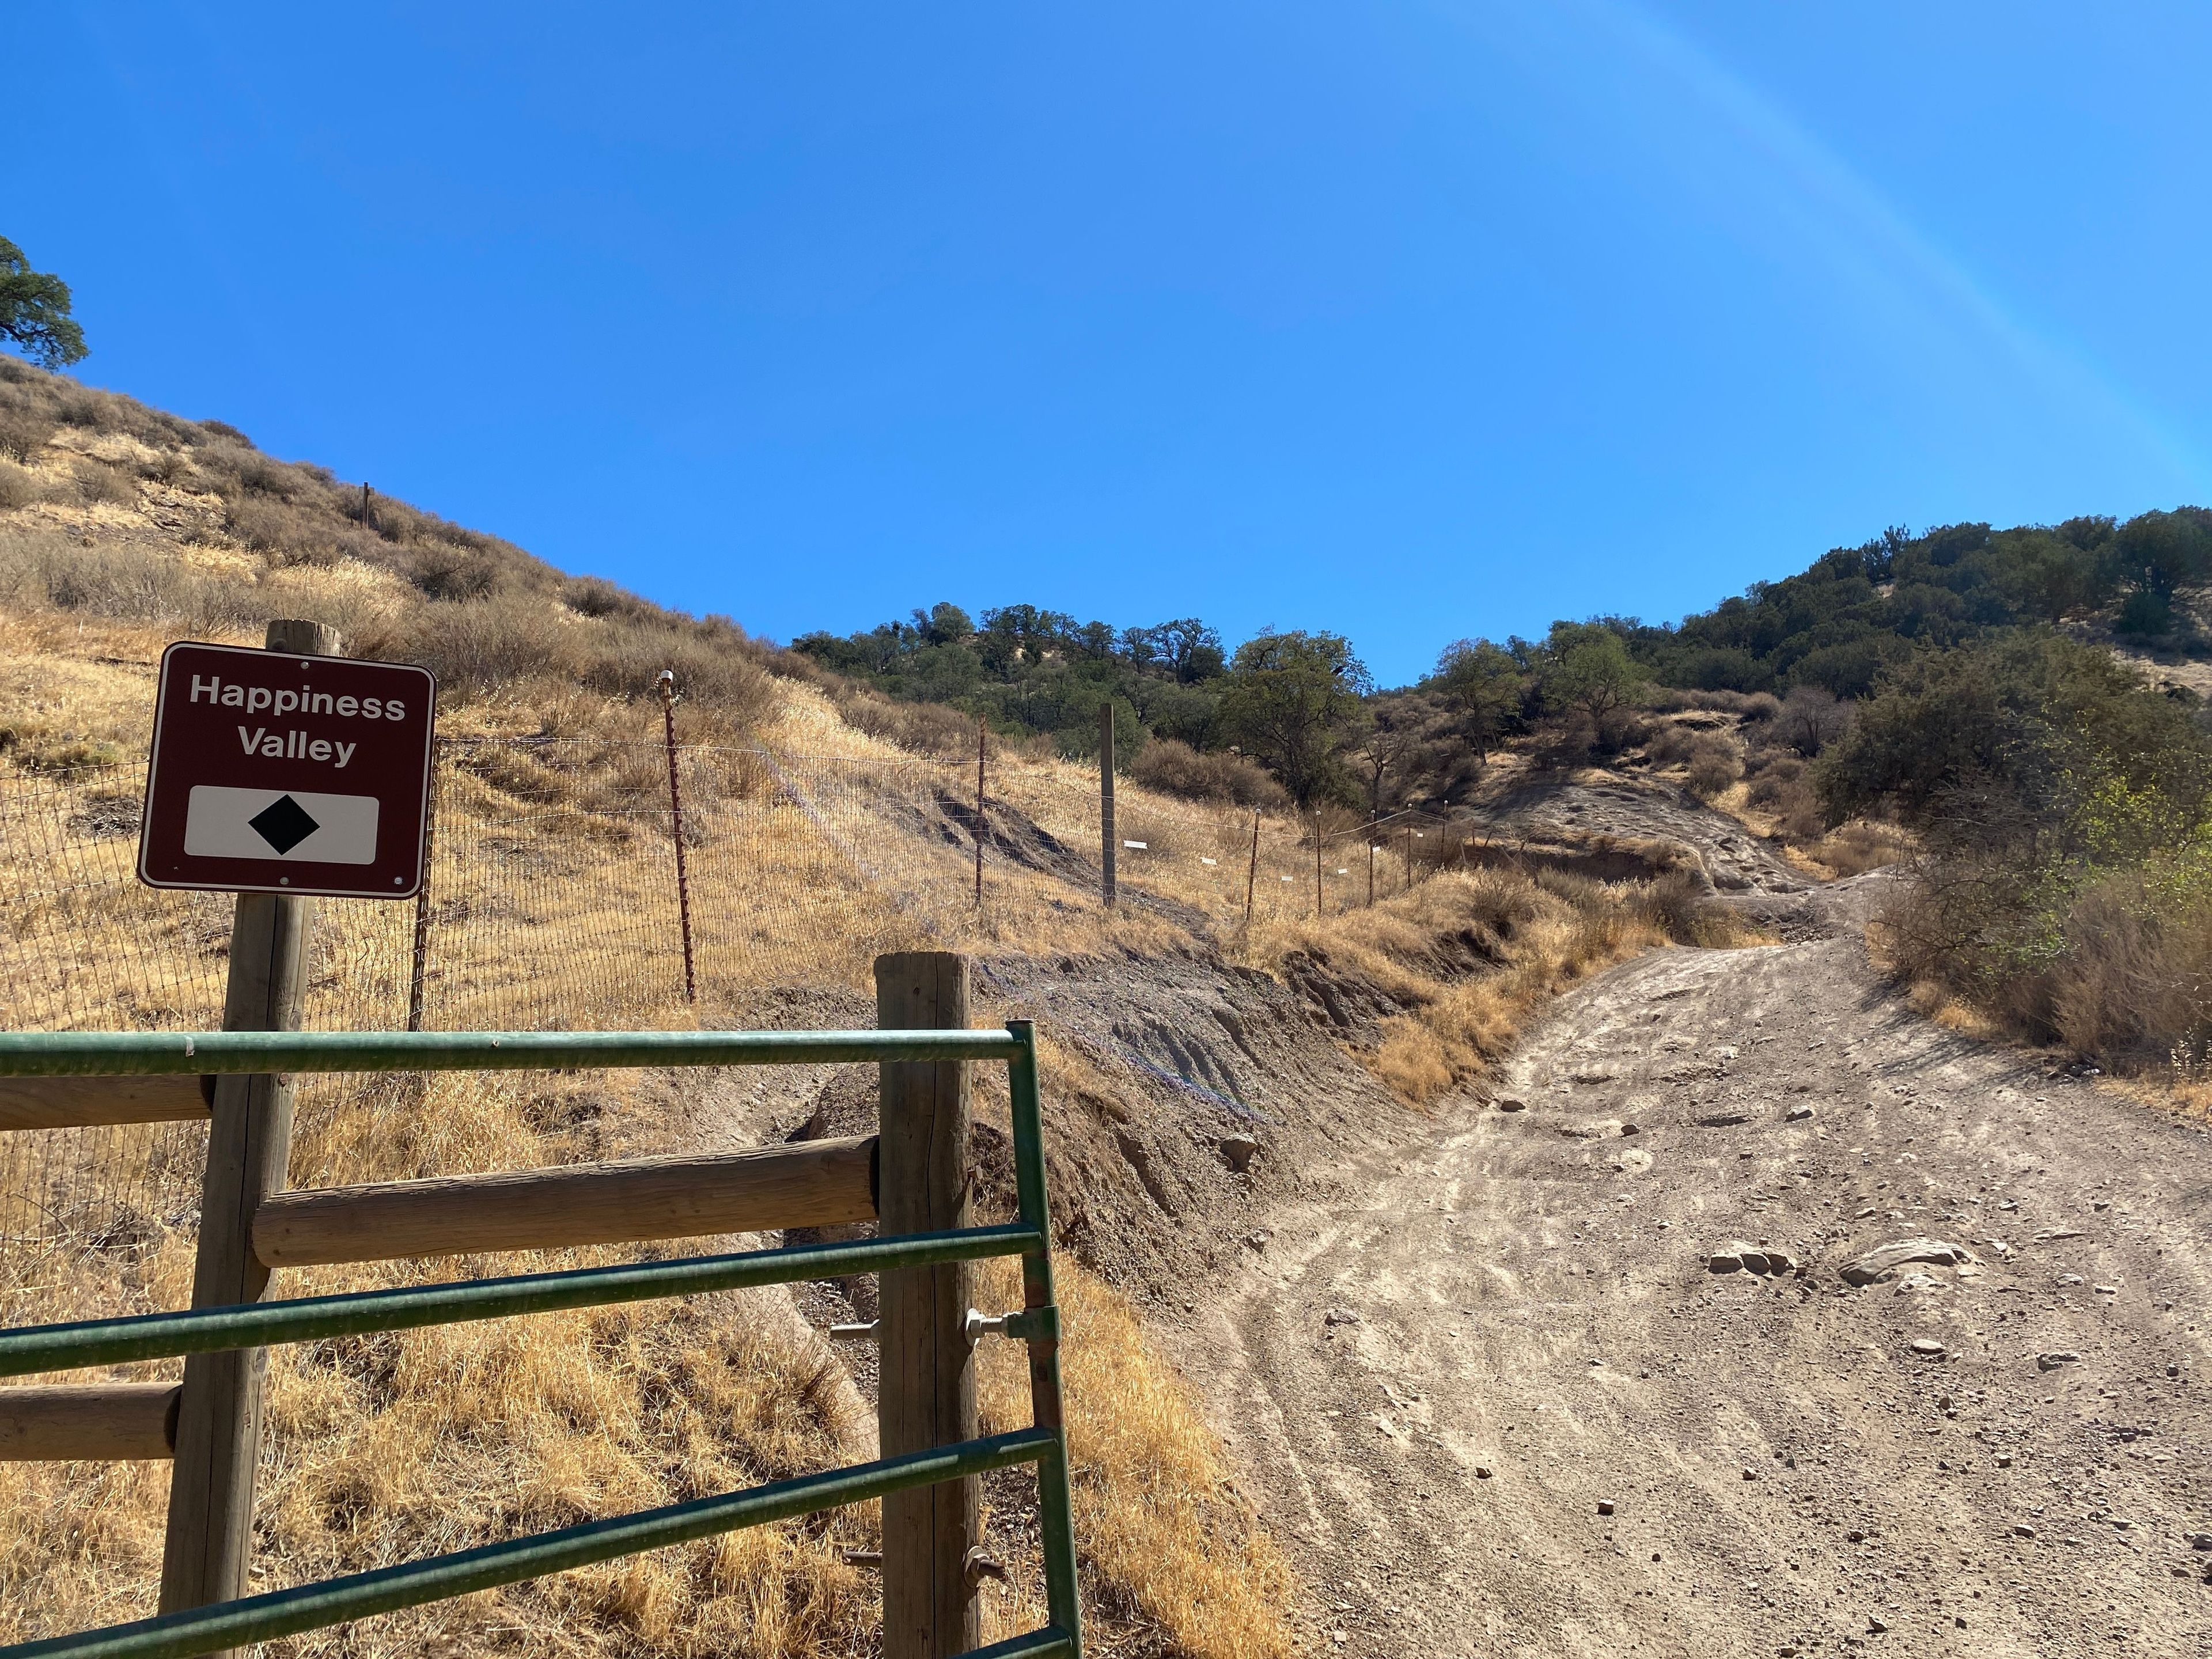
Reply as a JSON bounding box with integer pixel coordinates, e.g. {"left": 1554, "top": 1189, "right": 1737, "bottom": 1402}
{"left": 0, "top": 357, "right": 789, "bottom": 753}
{"left": 0, "top": 361, "right": 1766, "bottom": 1656}
{"left": 17, "top": 340, "right": 2189, "bottom": 1079}
{"left": 0, "top": 361, "right": 1291, "bottom": 1654}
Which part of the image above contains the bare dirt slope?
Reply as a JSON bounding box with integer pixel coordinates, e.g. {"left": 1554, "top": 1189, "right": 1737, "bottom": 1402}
{"left": 1484, "top": 774, "right": 1809, "bottom": 897}
{"left": 1187, "top": 887, "right": 2212, "bottom": 1657}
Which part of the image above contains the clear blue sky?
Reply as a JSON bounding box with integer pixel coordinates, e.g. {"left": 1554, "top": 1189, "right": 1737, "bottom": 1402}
{"left": 9, "top": 3, "right": 2209, "bottom": 685}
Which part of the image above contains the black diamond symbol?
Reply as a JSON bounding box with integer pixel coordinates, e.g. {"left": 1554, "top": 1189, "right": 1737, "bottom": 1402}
{"left": 248, "top": 794, "right": 320, "bottom": 855}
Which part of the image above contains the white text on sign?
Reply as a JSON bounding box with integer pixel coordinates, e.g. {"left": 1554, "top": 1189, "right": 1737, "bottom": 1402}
{"left": 190, "top": 673, "right": 410, "bottom": 723}
{"left": 236, "top": 726, "right": 357, "bottom": 767}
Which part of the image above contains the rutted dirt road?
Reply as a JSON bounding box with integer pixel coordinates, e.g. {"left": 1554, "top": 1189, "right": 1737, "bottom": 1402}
{"left": 1187, "top": 887, "right": 2212, "bottom": 1657}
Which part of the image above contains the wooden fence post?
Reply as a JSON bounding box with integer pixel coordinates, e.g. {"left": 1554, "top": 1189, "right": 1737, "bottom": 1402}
{"left": 160, "top": 619, "right": 337, "bottom": 1637}
{"left": 874, "top": 952, "right": 980, "bottom": 1659}
{"left": 1098, "top": 704, "right": 1116, "bottom": 910}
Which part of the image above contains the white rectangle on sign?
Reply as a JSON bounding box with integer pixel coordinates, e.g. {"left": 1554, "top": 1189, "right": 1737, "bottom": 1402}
{"left": 183, "top": 786, "right": 380, "bottom": 865}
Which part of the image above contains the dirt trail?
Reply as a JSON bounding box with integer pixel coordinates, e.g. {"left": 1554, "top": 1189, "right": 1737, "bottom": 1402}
{"left": 1185, "top": 885, "right": 2212, "bottom": 1657}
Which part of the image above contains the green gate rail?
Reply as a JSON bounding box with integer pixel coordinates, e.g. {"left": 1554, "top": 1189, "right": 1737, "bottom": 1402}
{"left": 0, "top": 1021, "right": 1080, "bottom": 1659}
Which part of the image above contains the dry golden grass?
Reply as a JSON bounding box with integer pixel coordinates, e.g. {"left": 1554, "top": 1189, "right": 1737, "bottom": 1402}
{"left": 2139, "top": 1076, "right": 2212, "bottom": 1124}
{"left": 0, "top": 362, "right": 787, "bottom": 729}
{"left": 976, "top": 1258, "right": 1295, "bottom": 1659}
{"left": 1871, "top": 934, "right": 2212, "bottom": 1132}
{"left": 0, "top": 401, "right": 1753, "bottom": 1656}
{"left": 0, "top": 1071, "right": 1296, "bottom": 1657}
{"left": 1241, "top": 869, "right": 1762, "bottom": 1108}
{"left": 0, "top": 624, "right": 1322, "bottom": 1656}
{"left": 1796, "top": 821, "right": 1912, "bottom": 879}
{"left": 1370, "top": 897, "right": 1658, "bottom": 1106}
{"left": 1899, "top": 976, "right": 2009, "bottom": 1041}
{"left": 0, "top": 1066, "right": 886, "bottom": 1657}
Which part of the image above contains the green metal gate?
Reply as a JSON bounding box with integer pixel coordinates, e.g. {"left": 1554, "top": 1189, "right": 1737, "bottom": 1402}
{"left": 0, "top": 1024, "right": 1080, "bottom": 1659}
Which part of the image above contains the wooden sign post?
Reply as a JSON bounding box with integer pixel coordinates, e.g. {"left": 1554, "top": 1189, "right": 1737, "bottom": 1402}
{"left": 159, "top": 619, "right": 339, "bottom": 1638}
{"left": 874, "top": 952, "right": 980, "bottom": 1659}
{"left": 1098, "top": 705, "right": 1116, "bottom": 910}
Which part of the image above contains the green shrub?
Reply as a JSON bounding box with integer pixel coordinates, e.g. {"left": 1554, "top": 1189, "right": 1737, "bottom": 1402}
{"left": 2115, "top": 586, "right": 2175, "bottom": 638}
{"left": 1819, "top": 631, "right": 2210, "bottom": 835}
{"left": 1839, "top": 630, "right": 2212, "bottom": 1063}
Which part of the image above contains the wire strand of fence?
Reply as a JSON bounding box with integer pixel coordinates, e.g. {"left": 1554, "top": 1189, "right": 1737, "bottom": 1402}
{"left": 1, "top": 734, "right": 1464, "bottom": 1278}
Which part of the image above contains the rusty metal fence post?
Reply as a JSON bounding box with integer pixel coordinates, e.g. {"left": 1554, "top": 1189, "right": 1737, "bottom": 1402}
{"left": 406, "top": 744, "right": 440, "bottom": 1032}
{"left": 657, "top": 671, "right": 697, "bottom": 1005}
{"left": 974, "top": 719, "right": 986, "bottom": 907}
{"left": 1243, "top": 808, "right": 1259, "bottom": 927}
{"left": 1312, "top": 815, "right": 1323, "bottom": 918}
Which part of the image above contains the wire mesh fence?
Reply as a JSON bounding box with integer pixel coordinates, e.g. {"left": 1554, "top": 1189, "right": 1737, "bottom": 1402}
{"left": 984, "top": 759, "right": 1455, "bottom": 927}
{"left": 1, "top": 732, "right": 1462, "bottom": 1272}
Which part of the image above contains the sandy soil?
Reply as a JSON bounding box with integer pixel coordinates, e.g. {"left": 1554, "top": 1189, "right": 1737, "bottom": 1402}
{"left": 1185, "top": 885, "right": 2212, "bottom": 1657}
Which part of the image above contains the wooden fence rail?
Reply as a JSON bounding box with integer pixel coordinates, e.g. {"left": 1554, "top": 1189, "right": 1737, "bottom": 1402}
{"left": 0, "top": 1383, "right": 180, "bottom": 1461}
{"left": 0, "top": 1074, "right": 208, "bottom": 1131}
{"left": 251, "top": 1137, "right": 878, "bottom": 1267}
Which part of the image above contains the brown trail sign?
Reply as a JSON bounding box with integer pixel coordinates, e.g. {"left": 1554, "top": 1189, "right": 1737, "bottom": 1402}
{"left": 137, "top": 638, "right": 436, "bottom": 900}
{"left": 120, "top": 624, "right": 437, "bottom": 1641}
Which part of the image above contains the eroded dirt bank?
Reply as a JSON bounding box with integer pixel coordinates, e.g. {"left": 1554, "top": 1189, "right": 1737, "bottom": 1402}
{"left": 1184, "top": 894, "right": 2212, "bottom": 1658}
